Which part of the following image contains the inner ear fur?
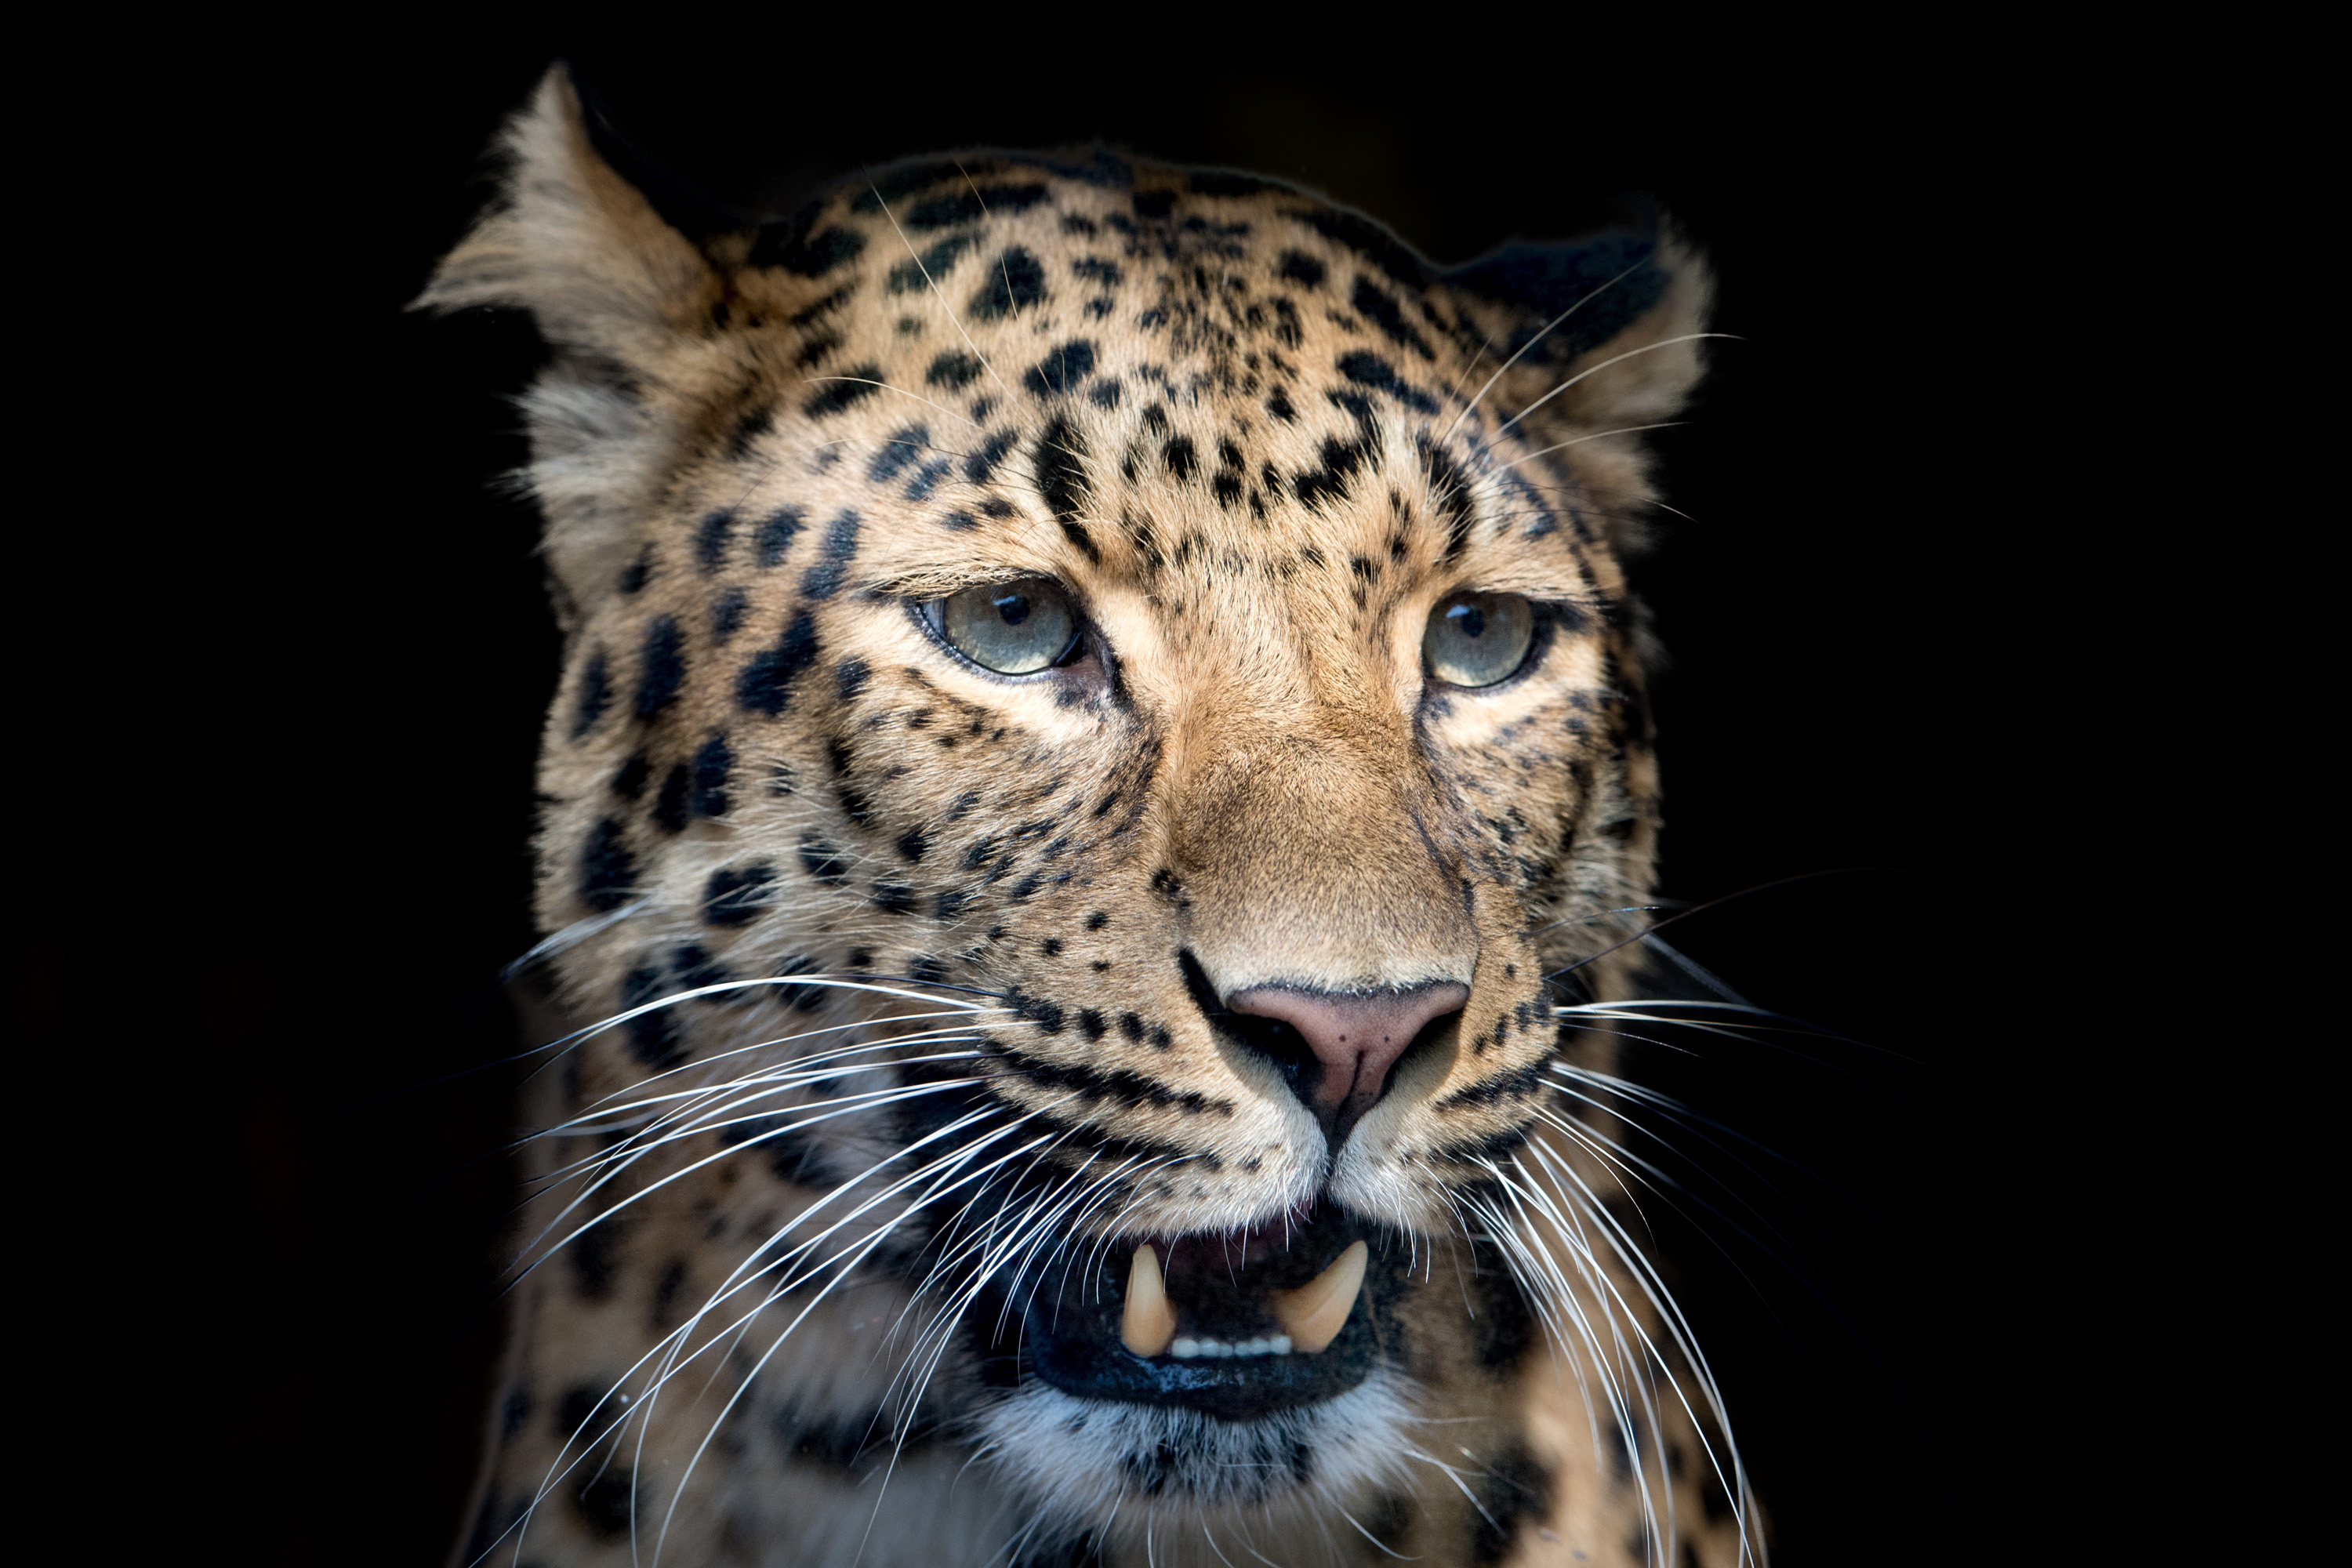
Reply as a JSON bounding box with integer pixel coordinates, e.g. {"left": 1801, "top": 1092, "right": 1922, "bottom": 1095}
{"left": 416, "top": 66, "right": 722, "bottom": 629}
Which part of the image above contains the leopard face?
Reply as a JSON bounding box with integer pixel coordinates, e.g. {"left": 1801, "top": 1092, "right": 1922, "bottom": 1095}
{"left": 434, "top": 68, "right": 1750, "bottom": 1568}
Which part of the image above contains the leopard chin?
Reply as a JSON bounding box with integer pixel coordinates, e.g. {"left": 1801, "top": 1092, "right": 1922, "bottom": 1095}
{"left": 433, "top": 62, "right": 1762, "bottom": 1568}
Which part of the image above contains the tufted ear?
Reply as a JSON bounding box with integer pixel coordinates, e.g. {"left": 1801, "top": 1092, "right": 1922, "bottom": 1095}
{"left": 1445, "top": 221, "right": 1715, "bottom": 548}
{"left": 416, "top": 66, "right": 725, "bottom": 628}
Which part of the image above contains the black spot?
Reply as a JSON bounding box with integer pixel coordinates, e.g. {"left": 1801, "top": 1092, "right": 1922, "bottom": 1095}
{"left": 803, "top": 363, "right": 884, "bottom": 418}
{"left": 886, "top": 233, "right": 977, "bottom": 293}
{"left": 872, "top": 881, "right": 917, "bottom": 914}
{"left": 738, "top": 612, "right": 820, "bottom": 716}
{"left": 556, "top": 1384, "right": 604, "bottom": 1439}
{"left": 1077, "top": 1009, "right": 1107, "bottom": 1040}
{"left": 927, "top": 350, "right": 985, "bottom": 390}
{"left": 1468, "top": 1443, "right": 1553, "bottom": 1566}
{"left": 653, "top": 764, "right": 689, "bottom": 833}
{"left": 673, "top": 942, "right": 730, "bottom": 990}
{"left": 1363, "top": 1491, "right": 1413, "bottom": 1552}
{"left": 1349, "top": 276, "right": 1434, "bottom": 358}
{"left": 799, "top": 837, "right": 849, "bottom": 885}
{"left": 756, "top": 506, "right": 804, "bottom": 567}
{"left": 694, "top": 509, "right": 735, "bottom": 572}
{"left": 652, "top": 1258, "right": 688, "bottom": 1327}
{"left": 622, "top": 961, "right": 685, "bottom": 1068}
{"left": 750, "top": 216, "right": 867, "bottom": 277}
{"left": 611, "top": 753, "right": 651, "bottom": 800}
{"left": 965, "top": 430, "right": 1017, "bottom": 484}
{"left": 570, "top": 652, "right": 611, "bottom": 739}
{"left": 569, "top": 1200, "right": 624, "bottom": 1302}
{"left": 1088, "top": 379, "right": 1122, "bottom": 408}
{"left": 1118, "top": 1012, "right": 1144, "bottom": 1042}
{"left": 834, "top": 658, "right": 871, "bottom": 703}
{"left": 691, "top": 734, "right": 732, "bottom": 818}
{"left": 702, "top": 864, "right": 778, "bottom": 928}
{"left": 579, "top": 818, "right": 634, "bottom": 912}
{"left": 971, "top": 246, "right": 1047, "bottom": 321}
{"left": 1072, "top": 256, "right": 1123, "bottom": 286}
{"left": 617, "top": 544, "right": 652, "bottom": 594}
{"left": 1034, "top": 415, "right": 1096, "bottom": 561}
{"left": 1337, "top": 350, "right": 1438, "bottom": 413}
{"left": 800, "top": 510, "right": 861, "bottom": 600}
{"left": 710, "top": 588, "right": 750, "bottom": 643}
{"left": 868, "top": 425, "right": 931, "bottom": 484}
{"left": 1276, "top": 249, "right": 1326, "bottom": 288}
{"left": 1165, "top": 434, "right": 1203, "bottom": 481}
{"left": 575, "top": 1468, "right": 637, "bottom": 1538}
{"left": 1131, "top": 190, "right": 1174, "bottom": 219}
{"left": 1270, "top": 296, "right": 1302, "bottom": 348}
{"left": 728, "top": 406, "right": 775, "bottom": 458}
{"left": 909, "top": 182, "right": 1047, "bottom": 230}
{"left": 635, "top": 616, "right": 685, "bottom": 719}
{"left": 791, "top": 328, "right": 840, "bottom": 370}
{"left": 1265, "top": 386, "right": 1296, "bottom": 423}
{"left": 1293, "top": 433, "right": 1373, "bottom": 510}
{"left": 1411, "top": 435, "right": 1479, "bottom": 558}
{"left": 1024, "top": 339, "right": 1096, "bottom": 397}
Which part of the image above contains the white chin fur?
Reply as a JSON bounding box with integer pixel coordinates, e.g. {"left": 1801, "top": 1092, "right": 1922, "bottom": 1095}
{"left": 973, "top": 1369, "right": 1416, "bottom": 1549}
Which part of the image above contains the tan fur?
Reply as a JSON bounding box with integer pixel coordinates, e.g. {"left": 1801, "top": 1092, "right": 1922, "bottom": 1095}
{"left": 429, "top": 68, "right": 1755, "bottom": 1568}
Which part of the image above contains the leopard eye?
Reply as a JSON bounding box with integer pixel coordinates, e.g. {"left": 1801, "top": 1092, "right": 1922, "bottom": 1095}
{"left": 1423, "top": 591, "right": 1535, "bottom": 688}
{"left": 933, "top": 578, "right": 1082, "bottom": 675}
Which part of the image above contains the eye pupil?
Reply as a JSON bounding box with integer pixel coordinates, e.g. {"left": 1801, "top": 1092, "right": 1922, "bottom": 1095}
{"left": 1424, "top": 592, "right": 1534, "bottom": 688}
{"left": 993, "top": 593, "right": 1032, "bottom": 626}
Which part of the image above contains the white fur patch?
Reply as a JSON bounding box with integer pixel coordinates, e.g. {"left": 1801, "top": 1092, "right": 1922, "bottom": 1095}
{"left": 971, "top": 1370, "right": 1417, "bottom": 1554}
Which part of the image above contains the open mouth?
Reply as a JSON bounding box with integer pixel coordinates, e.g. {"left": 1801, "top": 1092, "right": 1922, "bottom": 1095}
{"left": 977, "top": 1203, "right": 1401, "bottom": 1420}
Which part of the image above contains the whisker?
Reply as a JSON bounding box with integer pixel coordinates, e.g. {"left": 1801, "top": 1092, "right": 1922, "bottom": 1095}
{"left": 1441, "top": 254, "right": 1657, "bottom": 441}
{"left": 1491, "top": 333, "right": 1737, "bottom": 440}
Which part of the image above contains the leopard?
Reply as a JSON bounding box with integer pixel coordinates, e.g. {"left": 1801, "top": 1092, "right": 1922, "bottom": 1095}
{"left": 426, "top": 66, "right": 1761, "bottom": 1568}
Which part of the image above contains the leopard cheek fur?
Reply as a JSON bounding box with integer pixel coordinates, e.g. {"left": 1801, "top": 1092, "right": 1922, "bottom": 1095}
{"left": 430, "top": 67, "right": 1758, "bottom": 1568}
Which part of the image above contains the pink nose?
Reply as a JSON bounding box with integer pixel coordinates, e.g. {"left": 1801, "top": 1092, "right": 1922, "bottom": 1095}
{"left": 1225, "top": 982, "right": 1470, "bottom": 1144}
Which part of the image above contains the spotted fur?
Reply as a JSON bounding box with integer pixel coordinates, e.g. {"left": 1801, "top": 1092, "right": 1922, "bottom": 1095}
{"left": 429, "top": 67, "right": 1756, "bottom": 1568}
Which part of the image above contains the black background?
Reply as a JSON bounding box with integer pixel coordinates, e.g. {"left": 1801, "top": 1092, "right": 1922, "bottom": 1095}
{"left": 20, "top": 29, "right": 2074, "bottom": 1566}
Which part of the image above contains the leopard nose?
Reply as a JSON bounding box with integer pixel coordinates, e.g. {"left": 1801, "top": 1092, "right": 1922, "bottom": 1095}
{"left": 1225, "top": 982, "right": 1469, "bottom": 1145}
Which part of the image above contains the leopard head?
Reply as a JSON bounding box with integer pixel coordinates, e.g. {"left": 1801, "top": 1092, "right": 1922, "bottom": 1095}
{"left": 427, "top": 67, "right": 1719, "bottom": 1558}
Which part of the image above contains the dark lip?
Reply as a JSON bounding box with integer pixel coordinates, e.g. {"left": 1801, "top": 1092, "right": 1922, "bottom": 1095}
{"left": 973, "top": 1203, "right": 1405, "bottom": 1420}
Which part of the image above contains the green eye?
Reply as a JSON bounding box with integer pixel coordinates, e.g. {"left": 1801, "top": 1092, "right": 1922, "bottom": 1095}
{"left": 1423, "top": 592, "right": 1535, "bottom": 688}
{"left": 934, "top": 579, "right": 1082, "bottom": 675}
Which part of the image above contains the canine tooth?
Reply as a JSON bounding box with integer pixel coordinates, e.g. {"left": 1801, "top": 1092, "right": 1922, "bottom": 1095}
{"left": 1122, "top": 1245, "right": 1176, "bottom": 1357}
{"left": 1270, "top": 1240, "right": 1367, "bottom": 1354}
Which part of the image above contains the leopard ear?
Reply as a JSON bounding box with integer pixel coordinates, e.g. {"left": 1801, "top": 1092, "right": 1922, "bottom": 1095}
{"left": 417, "top": 64, "right": 722, "bottom": 369}
{"left": 417, "top": 66, "right": 728, "bottom": 629}
{"left": 1446, "top": 220, "right": 1715, "bottom": 545}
